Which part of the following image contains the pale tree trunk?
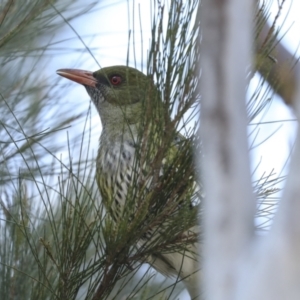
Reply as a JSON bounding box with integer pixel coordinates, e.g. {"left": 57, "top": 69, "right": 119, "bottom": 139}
{"left": 198, "top": 0, "right": 300, "bottom": 299}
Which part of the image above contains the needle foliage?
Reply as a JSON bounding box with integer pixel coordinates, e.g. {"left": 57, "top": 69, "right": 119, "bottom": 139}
{"left": 0, "top": 0, "right": 291, "bottom": 299}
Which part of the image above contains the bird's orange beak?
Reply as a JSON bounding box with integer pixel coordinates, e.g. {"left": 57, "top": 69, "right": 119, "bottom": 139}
{"left": 56, "top": 69, "right": 97, "bottom": 87}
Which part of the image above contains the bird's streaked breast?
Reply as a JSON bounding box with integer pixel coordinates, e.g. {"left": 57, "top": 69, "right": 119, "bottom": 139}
{"left": 96, "top": 140, "right": 136, "bottom": 221}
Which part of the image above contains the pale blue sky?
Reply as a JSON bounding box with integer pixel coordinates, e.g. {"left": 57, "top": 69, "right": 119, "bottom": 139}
{"left": 250, "top": 0, "right": 299, "bottom": 186}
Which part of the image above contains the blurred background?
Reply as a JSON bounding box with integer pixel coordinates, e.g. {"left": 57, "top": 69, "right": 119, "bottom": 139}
{"left": 0, "top": 0, "right": 299, "bottom": 299}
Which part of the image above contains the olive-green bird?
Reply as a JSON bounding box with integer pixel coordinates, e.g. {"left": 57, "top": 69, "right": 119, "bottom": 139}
{"left": 57, "top": 66, "right": 201, "bottom": 298}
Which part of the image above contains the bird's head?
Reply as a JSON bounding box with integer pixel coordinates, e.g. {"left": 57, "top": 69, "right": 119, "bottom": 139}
{"left": 57, "top": 66, "right": 161, "bottom": 138}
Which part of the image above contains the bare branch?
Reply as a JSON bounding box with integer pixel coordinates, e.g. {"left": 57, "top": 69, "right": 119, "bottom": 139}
{"left": 256, "top": 7, "right": 299, "bottom": 106}
{"left": 246, "top": 66, "right": 300, "bottom": 300}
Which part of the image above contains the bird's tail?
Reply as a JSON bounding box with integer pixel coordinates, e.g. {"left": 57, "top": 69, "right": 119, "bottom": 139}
{"left": 147, "top": 226, "right": 201, "bottom": 299}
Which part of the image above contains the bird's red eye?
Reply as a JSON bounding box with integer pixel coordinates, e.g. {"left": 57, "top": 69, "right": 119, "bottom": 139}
{"left": 110, "top": 75, "right": 122, "bottom": 85}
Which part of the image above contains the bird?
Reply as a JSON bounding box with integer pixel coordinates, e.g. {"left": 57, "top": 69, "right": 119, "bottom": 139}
{"left": 57, "top": 65, "right": 201, "bottom": 299}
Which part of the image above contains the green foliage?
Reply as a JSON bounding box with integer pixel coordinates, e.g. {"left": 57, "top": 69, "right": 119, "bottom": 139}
{"left": 0, "top": 0, "right": 287, "bottom": 299}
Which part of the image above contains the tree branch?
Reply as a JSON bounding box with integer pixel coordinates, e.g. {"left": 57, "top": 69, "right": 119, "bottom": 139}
{"left": 255, "top": 5, "right": 299, "bottom": 106}
{"left": 199, "top": 0, "right": 255, "bottom": 298}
